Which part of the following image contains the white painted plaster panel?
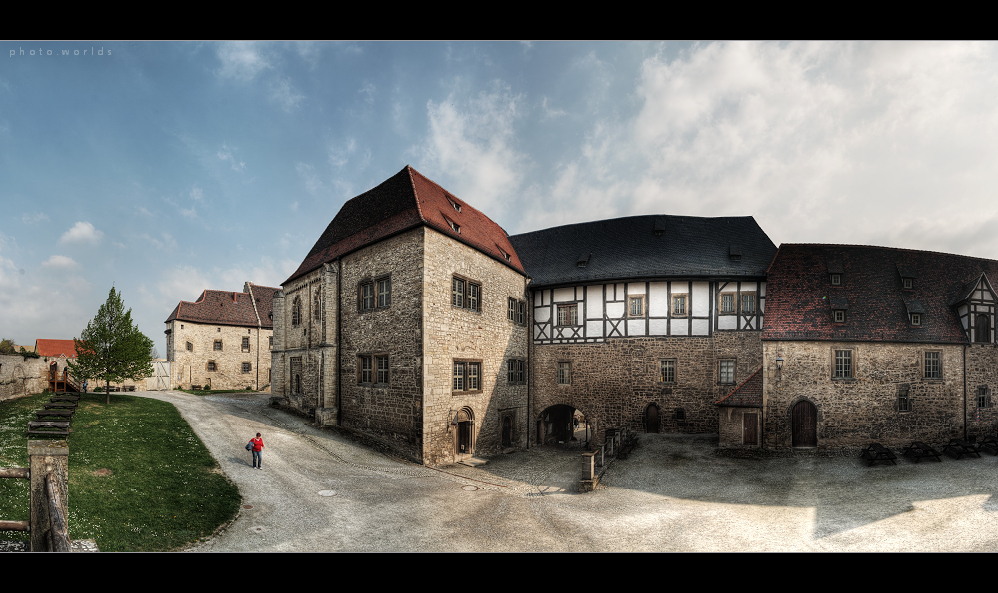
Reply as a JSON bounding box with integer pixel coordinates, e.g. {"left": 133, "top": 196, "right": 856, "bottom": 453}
{"left": 606, "top": 301, "right": 625, "bottom": 318}
{"left": 759, "top": 283, "right": 766, "bottom": 297}
{"left": 627, "top": 320, "right": 646, "bottom": 336}
{"left": 649, "top": 318, "right": 669, "bottom": 335}
{"left": 534, "top": 307, "right": 550, "bottom": 323}
{"left": 628, "top": 282, "right": 646, "bottom": 295}
{"left": 587, "top": 285, "right": 603, "bottom": 319}
{"left": 586, "top": 320, "right": 604, "bottom": 337}
{"left": 692, "top": 319, "right": 709, "bottom": 335}
{"left": 553, "top": 287, "right": 575, "bottom": 303}
{"left": 718, "top": 316, "right": 738, "bottom": 330}
{"left": 616, "top": 284, "right": 625, "bottom": 300}
{"left": 672, "top": 321, "right": 688, "bottom": 336}
{"left": 692, "top": 282, "right": 709, "bottom": 315}
{"left": 648, "top": 282, "right": 668, "bottom": 316}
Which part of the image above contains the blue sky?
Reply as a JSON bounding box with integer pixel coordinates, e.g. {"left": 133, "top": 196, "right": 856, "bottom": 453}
{"left": 3, "top": 40, "right": 998, "bottom": 356}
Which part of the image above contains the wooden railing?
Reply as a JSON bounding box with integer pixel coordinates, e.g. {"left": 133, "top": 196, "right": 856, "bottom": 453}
{"left": 0, "top": 440, "right": 71, "bottom": 551}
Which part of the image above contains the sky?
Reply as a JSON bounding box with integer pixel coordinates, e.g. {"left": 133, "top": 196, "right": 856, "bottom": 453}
{"left": 3, "top": 40, "right": 998, "bottom": 357}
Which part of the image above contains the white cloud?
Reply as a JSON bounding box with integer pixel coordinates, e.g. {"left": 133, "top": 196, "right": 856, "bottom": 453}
{"left": 216, "top": 41, "right": 271, "bottom": 81}
{"left": 190, "top": 186, "right": 203, "bottom": 201}
{"left": 58, "top": 221, "right": 103, "bottom": 245}
{"left": 418, "top": 82, "right": 527, "bottom": 217}
{"left": 358, "top": 81, "right": 375, "bottom": 105}
{"left": 217, "top": 145, "right": 245, "bottom": 172}
{"left": 41, "top": 255, "right": 77, "bottom": 269}
{"left": 295, "top": 163, "right": 323, "bottom": 195}
{"left": 271, "top": 78, "right": 304, "bottom": 112}
{"left": 21, "top": 211, "right": 48, "bottom": 225}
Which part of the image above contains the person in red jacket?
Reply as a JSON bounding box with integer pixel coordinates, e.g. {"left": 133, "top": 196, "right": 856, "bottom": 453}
{"left": 250, "top": 433, "right": 264, "bottom": 470}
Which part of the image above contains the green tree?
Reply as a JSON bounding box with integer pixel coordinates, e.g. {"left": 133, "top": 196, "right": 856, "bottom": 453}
{"left": 0, "top": 338, "right": 15, "bottom": 355}
{"left": 68, "top": 287, "right": 154, "bottom": 404}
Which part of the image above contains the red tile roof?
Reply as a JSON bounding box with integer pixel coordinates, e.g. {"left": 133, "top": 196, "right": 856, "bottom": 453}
{"left": 763, "top": 244, "right": 998, "bottom": 343}
{"left": 284, "top": 165, "right": 525, "bottom": 285}
{"left": 716, "top": 367, "right": 763, "bottom": 407}
{"left": 165, "top": 284, "right": 280, "bottom": 328}
{"left": 35, "top": 339, "right": 78, "bottom": 358}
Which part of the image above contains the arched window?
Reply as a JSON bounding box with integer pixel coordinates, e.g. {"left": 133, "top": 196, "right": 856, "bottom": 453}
{"left": 313, "top": 290, "right": 322, "bottom": 322}
{"left": 292, "top": 296, "right": 302, "bottom": 327}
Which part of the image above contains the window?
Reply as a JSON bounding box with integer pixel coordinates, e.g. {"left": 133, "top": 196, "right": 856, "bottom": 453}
{"left": 358, "top": 356, "right": 372, "bottom": 384}
{"left": 214, "top": 340, "right": 223, "bottom": 351}
{"left": 377, "top": 278, "right": 391, "bottom": 308}
{"left": 186, "top": 341, "right": 192, "bottom": 352}
{"left": 313, "top": 290, "right": 322, "bottom": 321}
{"left": 448, "top": 196, "right": 461, "bottom": 213}
{"left": 517, "top": 300, "right": 526, "bottom": 325}
{"left": 672, "top": 294, "right": 687, "bottom": 316}
{"left": 911, "top": 313, "right": 921, "bottom": 326}
{"left": 833, "top": 310, "right": 846, "bottom": 323}
{"left": 830, "top": 274, "right": 842, "bottom": 286}
{"left": 898, "top": 384, "right": 911, "bottom": 413}
{"left": 242, "top": 362, "right": 251, "bottom": 374}
{"left": 242, "top": 337, "right": 250, "bottom": 352}
{"left": 557, "top": 304, "right": 578, "bottom": 326}
{"left": 452, "top": 277, "right": 481, "bottom": 312}
{"left": 833, "top": 350, "right": 853, "bottom": 379}
{"left": 557, "top": 361, "right": 571, "bottom": 385}
{"left": 660, "top": 359, "right": 676, "bottom": 383}
{"left": 292, "top": 296, "right": 302, "bottom": 326}
{"left": 629, "top": 296, "right": 645, "bottom": 317}
{"left": 903, "top": 278, "right": 913, "bottom": 290}
{"left": 741, "top": 293, "right": 756, "bottom": 314}
{"left": 720, "top": 293, "right": 735, "bottom": 314}
{"left": 268, "top": 336, "right": 273, "bottom": 350}
{"left": 376, "top": 356, "right": 389, "bottom": 384}
{"left": 976, "top": 313, "right": 992, "bottom": 343}
{"left": 207, "top": 361, "right": 216, "bottom": 372}
{"left": 507, "top": 359, "right": 526, "bottom": 385}
{"left": 978, "top": 386, "right": 992, "bottom": 408}
{"left": 360, "top": 282, "right": 375, "bottom": 311}
{"left": 508, "top": 297, "right": 516, "bottom": 322}
{"left": 923, "top": 351, "right": 941, "bottom": 379}
{"left": 447, "top": 219, "right": 461, "bottom": 234}
{"left": 676, "top": 408, "right": 686, "bottom": 422}
{"left": 453, "top": 360, "right": 481, "bottom": 393}
{"left": 718, "top": 360, "right": 735, "bottom": 384}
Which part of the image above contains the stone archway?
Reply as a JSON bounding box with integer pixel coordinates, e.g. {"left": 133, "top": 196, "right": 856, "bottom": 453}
{"left": 645, "top": 403, "right": 661, "bottom": 433}
{"left": 537, "top": 404, "right": 595, "bottom": 448}
{"left": 456, "top": 407, "right": 474, "bottom": 458}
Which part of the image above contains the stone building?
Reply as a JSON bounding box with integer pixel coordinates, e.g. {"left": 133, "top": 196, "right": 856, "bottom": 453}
{"left": 271, "top": 165, "right": 529, "bottom": 465}
{"left": 165, "top": 282, "right": 278, "bottom": 391}
{"left": 507, "top": 216, "right": 777, "bottom": 445}
{"left": 759, "top": 244, "right": 998, "bottom": 450}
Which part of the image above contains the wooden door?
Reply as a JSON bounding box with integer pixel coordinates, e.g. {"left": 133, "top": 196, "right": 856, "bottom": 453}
{"left": 646, "top": 404, "right": 660, "bottom": 433}
{"left": 458, "top": 421, "right": 472, "bottom": 454}
{"left": 502, "top": 416, "right": 512, "bottom": 448}
{"left": 743, "top": 412, "right": 758, "bottom": 445}
{"left": 791, "top": 401, "right": 817, "bottom": 447}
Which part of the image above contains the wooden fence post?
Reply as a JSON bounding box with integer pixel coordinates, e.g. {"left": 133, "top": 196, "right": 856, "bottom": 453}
{"left": 28, "top": 440, "right": 69, "bottom": 552}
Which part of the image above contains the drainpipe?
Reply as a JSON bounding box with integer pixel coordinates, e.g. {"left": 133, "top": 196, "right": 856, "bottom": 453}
{"left": 337, "top": 257, "right": 342, "bottom": 426}
{"left": 964, "top": 344, "right": 968, "bottom": 441}
{"left": 526, "top": 274, "right": 531, "bottom": 450}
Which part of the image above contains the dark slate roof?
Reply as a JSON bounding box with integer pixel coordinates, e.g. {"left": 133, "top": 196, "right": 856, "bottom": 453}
{"left": 506, "top": 215, "right": 776, "bottom": 288}
{"left": 284, "top": 165, "right": 524, "bottom": 285}
{"left": 716, "top": 367, "right": 763, "bottom": 407}
{"left": 165, "top": 284, "right": 279, "bottom": 329}
{"left": 762, "top": 244, "right": 998, "bottom": 343}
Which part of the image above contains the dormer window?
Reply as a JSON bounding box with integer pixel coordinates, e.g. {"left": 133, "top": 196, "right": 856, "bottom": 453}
{"left": 911, "top": 313, "right": 921, "bottom": 326}
{"left": 903, "top": 278, "right": 913, "bottom": 290}
{"left": 447, "top": 219, "right": 461, "bottom": 234}
{"left": 576, "top": 252, "right": 591, "bottom": 268}
{"left": 447, "top": 196, "right": 461, "bottom": 213}
{"left": 497, "top": 246, "right": 511, "bottom": 262}
{"left": 833, "top": 310, "right": 846, "bottom": 323}
{"left": 728, "top": 245, "right": 742, "bottom": 261}
{"left": 830, "top": 274, "right": 841, "bottom": 286}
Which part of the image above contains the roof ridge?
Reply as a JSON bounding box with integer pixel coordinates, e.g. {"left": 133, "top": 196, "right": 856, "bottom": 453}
{"left": 509, "top": 214, "right": 759, "bottom": 238}
{"left": 780, "top": 243, "right": 998, "bottom": 264}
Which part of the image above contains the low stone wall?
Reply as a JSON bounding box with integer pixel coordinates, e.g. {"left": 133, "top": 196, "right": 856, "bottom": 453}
{"left": 0, "top": 355, "right": 48, "bottom": 401}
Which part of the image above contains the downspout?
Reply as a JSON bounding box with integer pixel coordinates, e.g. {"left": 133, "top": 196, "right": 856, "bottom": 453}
{"left": 526, "top": 274, "right": 531, "bottom": 450}
{"left": 964, "top": 344, "right": 968, "bottom": 441}
{"left": 337, "top": 257, "right": 342, "bottom": 426}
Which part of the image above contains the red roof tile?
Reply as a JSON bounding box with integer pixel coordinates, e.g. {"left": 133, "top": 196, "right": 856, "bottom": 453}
{"left": 716, "top": 367, "right": 763, "bottom": 407}
{"left": 763, "top": 244, "right": 998, "bottom": 343}
{"left": 284, "top": 165, "right": 524, "bottom": 285}
{"left": 35, "top": 339, "right": 78, "bottom": 358}
{"left": 165, "top": 284, "right": 279, "bottom": 328}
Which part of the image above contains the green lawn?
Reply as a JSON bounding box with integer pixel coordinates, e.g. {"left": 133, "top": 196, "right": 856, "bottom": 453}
{"left": 0, "top": 392, "right": 241, "bottom": 551}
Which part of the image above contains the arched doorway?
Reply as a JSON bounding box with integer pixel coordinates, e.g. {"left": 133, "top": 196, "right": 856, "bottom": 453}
{"left": 456, "top": 407, "right": 474, "bottom": 457}
{"left": 501, "top": 415, "right": 513, "bottom": 448}
{"left": 537, "top": 404, "right": 593, "bottom": 449}
{"left": 645, "top": 403, "right": 661, "bottom": 433}
{"left": 791, "top": 400, "right": 817, "bottom": 447}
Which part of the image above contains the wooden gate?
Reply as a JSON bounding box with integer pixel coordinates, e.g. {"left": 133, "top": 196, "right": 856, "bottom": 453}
{"left": 151, "top": 360, "right": 171, "bottom": 391}
{"left": 791, "top": 400, "right": 817, "bottom": 447}
{"left": 743, "top": 412, "right": 758, "bottom": 445}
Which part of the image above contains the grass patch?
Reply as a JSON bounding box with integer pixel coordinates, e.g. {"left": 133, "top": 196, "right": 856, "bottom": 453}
{"left": 0, "top": 392, "right": 241, "bottom": 551}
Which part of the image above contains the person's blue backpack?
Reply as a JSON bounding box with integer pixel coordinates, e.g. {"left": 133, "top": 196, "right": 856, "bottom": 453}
{"left": 245, "top": 441, "right": 253, "bottom": 451}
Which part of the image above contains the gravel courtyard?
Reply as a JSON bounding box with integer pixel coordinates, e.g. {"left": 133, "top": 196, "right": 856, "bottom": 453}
{"left": 136, "top": 391, "right": 998, "bottom": 552}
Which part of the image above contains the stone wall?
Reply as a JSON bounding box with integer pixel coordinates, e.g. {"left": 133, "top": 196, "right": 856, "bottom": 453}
{"left": 167, "top": 320, "right": 271, "bottom": 391}
{"left": 421, "top": 227, "right": 529, "bottom": 465}
{"left": 964, "top": 343, "right": 998, "bottom": 439}
{"left": 530, "top": 329, "right": 764, "bottom": 444}
{"left": 763, "top": 340, "right": 967, "bottom": 449}
{"left": 0, "top": 354, "right": 47, "bottom": 401}
{"left": 718, "top": 406, "right": 761, "bottom": 447}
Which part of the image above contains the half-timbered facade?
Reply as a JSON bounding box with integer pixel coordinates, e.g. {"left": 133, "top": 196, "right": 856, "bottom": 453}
{"left": 271, "top": 165, "right": 529, "bottom": 465}
{"left": 508, "top": 216, "right": 777, "bottom": 443}
{"left": 760, "top": 244, "right": 998, "bottom": 450}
